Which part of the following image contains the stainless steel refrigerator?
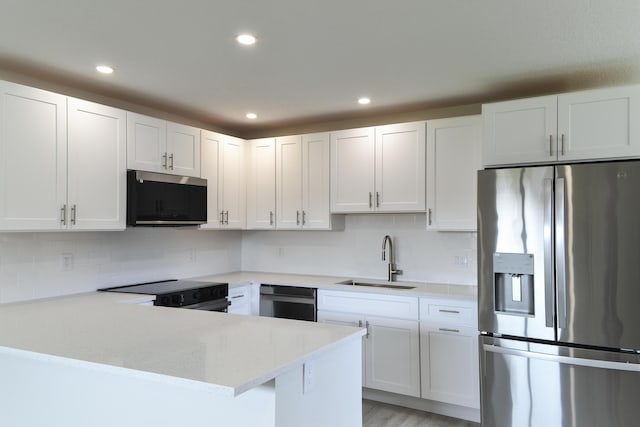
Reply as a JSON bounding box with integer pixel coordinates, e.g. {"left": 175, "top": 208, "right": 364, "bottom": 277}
{"left": 478, "top": 161, "right": 640, "bottom": 427}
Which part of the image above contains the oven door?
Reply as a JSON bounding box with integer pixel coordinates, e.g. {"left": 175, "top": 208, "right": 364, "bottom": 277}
{"left": 259, "top": 285, "right": 317, "bottom": 321}
{"left": 182, "top": 298, "right": 230, "bottom": 312}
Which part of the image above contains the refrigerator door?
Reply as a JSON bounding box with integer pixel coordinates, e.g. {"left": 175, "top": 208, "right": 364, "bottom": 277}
{"left": 478, "top": 166, "right": 555, "bottom": 340}
{"left": 480, "top": 335, "right": 640, "bottom": 427}
{"left": 556, "top": 161, "right": 640, "bottom": 349}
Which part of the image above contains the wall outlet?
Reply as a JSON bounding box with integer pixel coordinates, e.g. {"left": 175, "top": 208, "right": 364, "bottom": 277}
{"left": 277, "top": 247, "right": 284, "bottom": 257}
{"left": 303, "top": 361, "right": 314, "bottom": 394}
{"left": 454, "top": 255, "right": 468, "bottom": 267}
{"left": 188, "top": 249, "right": 196, "bottom": 263}
{"left": 60, "top": 253, "right": 74, "bottom": 271}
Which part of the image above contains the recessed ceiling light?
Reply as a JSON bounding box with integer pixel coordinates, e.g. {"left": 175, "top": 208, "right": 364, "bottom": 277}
{"left": 96, "top": 65, "right": 114, "bottom": 74}
{"left": 358, "top": 97, "right": 371, "bottom": 105}
{"left": 237, "top": 34, "right": 257, "bottom": 45}
{"left": 246, "top": 112, "right": 258, "bottom": 119}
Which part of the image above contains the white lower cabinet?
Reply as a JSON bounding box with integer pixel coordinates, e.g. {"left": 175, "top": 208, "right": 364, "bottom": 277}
{"left": 419, "top": 297, "right": 479, "bottom": 409}
{"left": 227, "top": 283, "right": 258, "bottom": 315}
{"left": 317, "top": 290, "right": 421, "bottom": 397}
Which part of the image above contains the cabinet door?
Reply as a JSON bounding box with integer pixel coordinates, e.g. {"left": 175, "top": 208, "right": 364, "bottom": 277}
{"left": 200, "top": 130, "right": 222, "bottom": 229}
{"left": 126, "top": 112, "right": 167, "bottom": 173}
{"left": 558, "top": 85, "right": 640, "bottom": 161}
{"left": 276, "top": 135, "right": 302, "bottom": 229}
{"left": 0, "top": 81, "right": 67, "bottom": 230}
{"left": 420, "top": 324, "right": 479, "bottom": 408}
{"left": 246, "top": 138, "right": 275, "bottom": 229}
{"left": 67, "top": 98, "right": 126, "bottom": 230}
{"left": 166, "top": 122, "right": 200, "bottom": 177}
{"left": 375, "top": 122, "right": 426, "bottom": 212}
{"left": 482, "top": 95, "right": 557, "bottom": 166}
{"left": 302, "top": 133, "right": 331, "bottom": 229}
{"left": 220, "top": 136, "right": 246, "bottom": 228}
{"left": 426, "top": 115, "right": 481, "bottom": 231}
{"left": 330, "top": 127, "right": 375, "bottom": 212}
{"left": 365, "top": 316, "right": 421, "bottom": 397}
{"left": 317, "top": 310, "right": 365, "bottom": 384}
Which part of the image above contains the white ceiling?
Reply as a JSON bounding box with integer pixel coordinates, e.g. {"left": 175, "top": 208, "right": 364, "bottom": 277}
{"left": 1, "top": 0, "right": 640, "bottom": 135}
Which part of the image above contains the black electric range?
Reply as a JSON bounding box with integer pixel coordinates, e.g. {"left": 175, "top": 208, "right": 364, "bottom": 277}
{"left": 99, "top": 280, "right": 229, "bottom": 312}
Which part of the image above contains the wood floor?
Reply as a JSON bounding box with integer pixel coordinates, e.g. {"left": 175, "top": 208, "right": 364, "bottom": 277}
{"left": 363, "top": 400, "right": 480, "bottom": 427}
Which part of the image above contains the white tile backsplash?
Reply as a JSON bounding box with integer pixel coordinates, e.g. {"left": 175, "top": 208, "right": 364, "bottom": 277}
{"left": 241, "top": 214, "right": 477, "bottom": 285}
{"left": 0, "top": 214, "right": 476, "bottom": 304}
{"left": 0, "top": 229, "right": 242, "bottom": 304}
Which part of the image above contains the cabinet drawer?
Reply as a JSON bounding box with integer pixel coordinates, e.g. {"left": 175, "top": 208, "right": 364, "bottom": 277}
{"left": 420, "top": 298, "right": 476, "bottom": 326}
{"left": 318, "top": 290, "right": 419, "bottom": 320}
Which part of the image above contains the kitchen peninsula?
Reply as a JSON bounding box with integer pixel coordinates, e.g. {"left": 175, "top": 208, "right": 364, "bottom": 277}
{"left": 0, "top": 291, "right": 365, "bottom": 427}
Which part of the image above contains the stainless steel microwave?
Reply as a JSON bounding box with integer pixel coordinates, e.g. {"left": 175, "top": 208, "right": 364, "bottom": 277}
{"left": 127, "top": 170, "right": 207, "bottom": 226}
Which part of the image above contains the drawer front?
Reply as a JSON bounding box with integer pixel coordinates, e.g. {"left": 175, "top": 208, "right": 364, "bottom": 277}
{"left": 420, "top": 298, "right": 477, "bottom": 326}
{"left": 318, "top": 290, "right": 419, "bottom": 320}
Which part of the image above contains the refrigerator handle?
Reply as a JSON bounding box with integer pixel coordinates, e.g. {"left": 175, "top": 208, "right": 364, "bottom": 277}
{"left": 543, "top": 178, "right": 555, "bottom": 328}
{"left": 555, "top": 177, "right": 568, "bottom": 329}
{"left": 483, "top": 344, "right": 640, "bottom": 372}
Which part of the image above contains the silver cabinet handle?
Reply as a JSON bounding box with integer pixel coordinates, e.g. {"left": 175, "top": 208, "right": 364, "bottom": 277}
{"left": 269, "top": 211, "right": 274, "bottom": 226}
{"left": 60, "top": 205, "right": 67, "bottom": 225}
{"left": 561, "top": 134, "right": 565, "bottom": 156}
{"left": 376, "top": 192, "right": 380, "bottom": 207}
{"left": 368, "top": 192, "right": 372, "bottom": 208}
{"left": 302, "top": 210, "right": 306, "bottom": 225}
{"left": 428, "top": 208, "right": 432, "bottom": 225}
{"left": 162, "top": 152, "right": 168, "bottom": 169}
{"left": 169, "top": 153, "right": 174, "bottom": 170}
{"left": 296, "top": 210, "right": 300, "bottom": 225}
{"left": 365, "top": 320, "right": 370, "bottom": 338}
{"left": 71, "top": 204, "right": 77, "bottom": 225}
{"left": 220, "top": 211, "right": 225, "bottom": 225}
{"left": 549, "top": 135, "right": 553, "bottom": 157}
{"left": 438, "top": 309, "right": 459, "bottom": 314}
{"left": 439, "top": 328, "right": 460, "bottom": 333}
{"left": 225, "top": 211, "right": 229, "bottom": 225}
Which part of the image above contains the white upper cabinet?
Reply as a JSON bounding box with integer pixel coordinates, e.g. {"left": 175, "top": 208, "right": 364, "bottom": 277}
{"left": 220, "top": 135, "right": 246, "bottom": 229}
{"left": 126, "top": 112, "right": 166, "bottom": 173}
{"left": 0, "top": 81, "right": 125, "bottom": 231}
{"left": 276, "top": 135, "right": 303, "bottom": 229}
{"left": 200, "top": 130, "right": 222, "bottom": 229}
{"left": 331, "top": 127, "right": 375, "bottom": 212}
{"left": 67, "top": 98, "right": 126, "bottom": 230}
{"left": 276, "top": 133, "right": 332, "bottom": 230}
{"left": 127, "top": 112, "right": 201, "bottom": 177}
{"left": 483, "top": 85, "right": 640, "bottom": 166}
{"left": 0, "top": 81, "right": 67, "bottom": 230}
{"left": 375, "top": 122, "right": 426, "bottom": 212}
{"left": 426, "top": 115, "right": 481, "bottom": 231}
{"left": 246, "top": 138, "right": 276, "bottom": 229}
{"left": 557, "top": 85, "right": 640, "bottom": 161}
{"left": 166, "top": 122, "right": 200, "bottom": 177}
{"left": 200, "top": 130, "right": 246, "bottom": 229}
{"left": 331, "top": 122, "right": 425, "bottom": 213}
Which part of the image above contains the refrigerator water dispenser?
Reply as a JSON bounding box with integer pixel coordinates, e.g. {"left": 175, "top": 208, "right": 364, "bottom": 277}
{"left": 493, "top": 253, "right": 534, "bottom": 315}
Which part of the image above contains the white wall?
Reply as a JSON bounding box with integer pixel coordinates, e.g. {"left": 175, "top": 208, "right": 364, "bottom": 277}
{"left": 241, "top": 214, "right": 477, "bottom": 286}
{"left": 0, "top": 228, "right": 242, "bottom": 304}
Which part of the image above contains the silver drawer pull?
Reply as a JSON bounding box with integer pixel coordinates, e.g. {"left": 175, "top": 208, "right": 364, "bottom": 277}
{"left": 230, "top": 295, "right": 244, "bottom": 299}
{"left": 439, "top": 309, "right": 460, "bottom": 314}
{"left": 439, "top": 328, "right": 460, "bottom": 333}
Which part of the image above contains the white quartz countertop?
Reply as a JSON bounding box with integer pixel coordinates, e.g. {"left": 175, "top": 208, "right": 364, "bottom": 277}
{"left": 0, "top": 291, "right": 364, "bottom": 397}
{"left": 191, "top": 271, "right": 477, "bottom": 300}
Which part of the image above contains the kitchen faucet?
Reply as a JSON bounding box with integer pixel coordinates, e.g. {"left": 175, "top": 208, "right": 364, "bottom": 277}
{"left": 382, "top": 235, "right": 402, "bottom": 282}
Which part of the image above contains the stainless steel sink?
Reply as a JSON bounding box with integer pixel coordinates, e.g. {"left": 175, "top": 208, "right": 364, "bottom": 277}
{"left": 337, "top": 280, "right": 416, "bottom": 290}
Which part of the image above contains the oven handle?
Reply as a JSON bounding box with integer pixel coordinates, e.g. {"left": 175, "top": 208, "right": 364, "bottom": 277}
{"left": 182, "top": 299, "right": 230, "bottom": 311}
{"left": 259, "top": 294, "right": 316, "bottom": 305}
